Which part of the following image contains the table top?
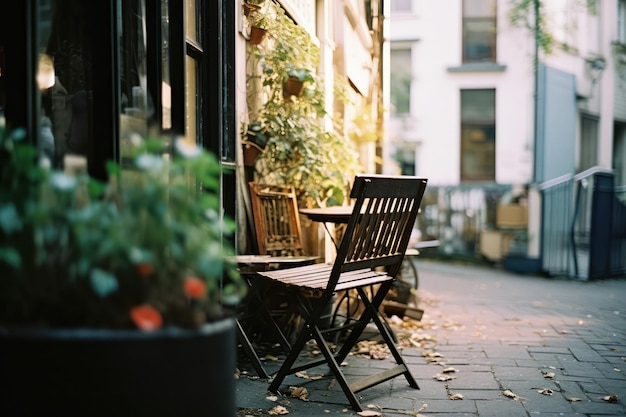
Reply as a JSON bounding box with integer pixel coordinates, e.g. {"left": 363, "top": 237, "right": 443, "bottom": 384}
{"left": 299, "top": 206, "right": 354, "bottom": 224}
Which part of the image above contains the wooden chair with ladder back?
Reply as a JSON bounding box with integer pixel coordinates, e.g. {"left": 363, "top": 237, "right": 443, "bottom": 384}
{"left": 249, "top": 175, "right": 428, "bottom": 411}
{"left": 235, "top": 182, "right": 319, "bottom": 378}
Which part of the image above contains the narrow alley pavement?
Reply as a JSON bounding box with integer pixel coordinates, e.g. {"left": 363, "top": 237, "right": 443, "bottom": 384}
{"left": 236, "top": 259, "right": 626, "bottom": 417}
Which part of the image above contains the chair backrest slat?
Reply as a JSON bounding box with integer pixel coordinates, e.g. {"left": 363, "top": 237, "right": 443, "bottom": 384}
{"left": 328, "top": 176, "right": 428, "bottom": 293}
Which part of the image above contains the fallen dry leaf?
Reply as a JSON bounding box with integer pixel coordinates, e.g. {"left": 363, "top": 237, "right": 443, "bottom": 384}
{"left": 357, "top": 411, "right": 381, "bottom": 416}
{"left": 448, "top": 393, "right": 464, "bottom": 400}
{"left": 542, "top": 371, "right": 556, "bottom": 378}
{"left": 268, "top": 405, "right": 289, "bottom": 415}
{"left": 289, "top": 386, "right": 309, "bottom": 400}
{"left": 264, "top": 354, "right": 279, "bottom": 361}
{"left": 294, "top": 371, "right": 322, "bottom": 380}
{"left": 538, "top": 389, "right": 554, "bottom": 396}
{"left": 602, "top": 395, "right": 618, "bottom": 403}
{"left": 442, "top": 367, "right": 458, "bottom": 373}
{"left": 502, "top": 389, "right": 520, "bottom": 400}
{"left": 568, "top": 397, "right": 582, "bottom": 402}
{"left": 266, "top": 395, "right": 278, "bottom": 401}
{"left": 433, "top": 373, "right": 456, "bottom": 381}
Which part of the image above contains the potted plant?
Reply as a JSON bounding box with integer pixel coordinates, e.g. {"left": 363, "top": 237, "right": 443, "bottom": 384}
{"left": 242, "top": 120, "right": 267, "bottom": 167}
{"left": 246, "top": 9, "right": 269, "bottom": 45}
{"left": 0, "top": 128, "right": 246, "bottom": 416}
{"left": 283, "top": 66, "right": 314, "bottom": 98}
{"left": 242, "top": 0, "right": 266, "bottom": 17}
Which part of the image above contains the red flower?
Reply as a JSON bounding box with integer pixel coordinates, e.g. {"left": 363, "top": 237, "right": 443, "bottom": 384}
{"left": 130, "top": 305, "right": 163, "bottom": 331}
{"left": 135, "top": 262, "right": 154, "bottom": 277}
{"left": 183, "top": 276, "right": 207, "bottom": 299}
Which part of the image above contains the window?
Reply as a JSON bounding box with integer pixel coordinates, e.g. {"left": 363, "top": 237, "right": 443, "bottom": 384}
{"left": 463, "top": 0, "right": 497, "bottom": 63}
{"left": 579, "top": 114, "right": 598, "bottom": 172}
{"left": 460, "top": 89, "right": 495, "bottom": 182}
{"left": 619, "top": 0, "right": 626, "bottom": 44}
{"left": 395, "top": 144, "right": 416, "bottom": 176}
{"left": 391, "top": 0, "right": 412, "bottom": 13}
{"left": 390, "top": 48, "right": 411, "bottom": 115}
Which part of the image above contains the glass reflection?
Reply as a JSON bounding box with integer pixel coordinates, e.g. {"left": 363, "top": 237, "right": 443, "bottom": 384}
{"left": 119, "top": 0, "right": 152, "bottom": 162}
{"left": 38, "top": 0, "right": 94, "bottom": 171}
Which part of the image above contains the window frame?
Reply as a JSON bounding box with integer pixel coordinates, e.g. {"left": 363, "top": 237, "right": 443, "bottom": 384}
{"left": 389, "top": 46, "right": 412, "bottom": 116}
{"left": 579, "top": 113, "right": 599, "bottom": 172}
{"left": 619, "top": 0, "right": 626, "bottom": 44}
{"left": 460, "top": 88, "right": 496, "bottom": 182}
{"left": 462, "top": 0, "right": 497, "bottom": 64}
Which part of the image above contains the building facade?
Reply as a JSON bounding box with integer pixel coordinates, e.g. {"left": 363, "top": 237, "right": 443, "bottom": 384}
{"left": 386, "top": 0, "right": 626, "bottom": 278}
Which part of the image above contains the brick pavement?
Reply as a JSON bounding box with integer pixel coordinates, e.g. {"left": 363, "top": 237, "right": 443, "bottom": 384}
{"left": 235, "top": 260, "right": 626, "bottom": 417}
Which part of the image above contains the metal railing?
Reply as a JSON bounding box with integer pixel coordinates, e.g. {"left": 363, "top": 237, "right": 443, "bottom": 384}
{"left": 538, "top": 174, "right": 575, "bottom": 277}
{"left": 540, "top": 167, "right": 626, "bottom": 280}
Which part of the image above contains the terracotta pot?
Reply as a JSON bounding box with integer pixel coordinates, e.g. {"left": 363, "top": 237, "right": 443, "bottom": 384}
{"left": 0, "top": 319, "right": 236, "bottom": 417}
{"left": 243, "top": 141, "right": 263, "bottom": 167}
{"left": 249, "top": 26, "right": 267, "bottom": 45}
{"left": 283, "top": 76, "right": 304, "bottom": 98}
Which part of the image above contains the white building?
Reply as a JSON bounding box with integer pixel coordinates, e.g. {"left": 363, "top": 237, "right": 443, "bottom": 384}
{"left": 386, "top": 0, "right": 626, "bottom": 279}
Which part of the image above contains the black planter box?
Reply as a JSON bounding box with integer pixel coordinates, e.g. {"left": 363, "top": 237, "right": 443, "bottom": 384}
{"left": 0, "top": 319, "right": 236, "bottom": 417}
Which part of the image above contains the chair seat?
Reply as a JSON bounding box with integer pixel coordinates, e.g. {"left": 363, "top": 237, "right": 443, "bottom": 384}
{"left": 232, "top": 255, "right": 318, "bottom": 273}
{"left": 258, "top": 263, "right": 393, "bottom": 296}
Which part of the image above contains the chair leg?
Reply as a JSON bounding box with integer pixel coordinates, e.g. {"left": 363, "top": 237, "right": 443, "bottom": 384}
{"left": 333, "top": 283, "right": 419, "bottom": 390}
{"left": 236, "top": 319, "right": 270, "bottom": 379}
{"left": 248, "top": 280, "right": 293, "bottom": 352}
{"left": 267, "top": 319, "right": 315, "bottom": 393}
{"left": 310, "top": 326, "right": 364, "bottom": 411}
{"left": 267, "top": 314, "right": 365, "bottom": 411}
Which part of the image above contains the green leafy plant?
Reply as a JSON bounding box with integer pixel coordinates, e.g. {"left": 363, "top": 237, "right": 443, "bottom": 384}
{"left": 247, "top": 10, "right": 269, "bottom": 30}
{"left": 286, "top": 65, "right": 314, "bottom": 83}
{"left": 509, "top": 0, "right": 599, "bottom": 57}
{"left": 246, "top": 0, "right": 361, "bottom": 208}
{"left": 0, "top": 128, "right": 245, "bottom": 330}
{"left": 245, "top": 120, "right": 268, "bottom": 149}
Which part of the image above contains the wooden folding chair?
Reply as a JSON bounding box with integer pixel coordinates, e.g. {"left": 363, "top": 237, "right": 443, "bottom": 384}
{"left": 253, "top": 175, "right": 428, "bottom": 411}
{"left": 236, "top": 183, "right": 318, "bottom": 378}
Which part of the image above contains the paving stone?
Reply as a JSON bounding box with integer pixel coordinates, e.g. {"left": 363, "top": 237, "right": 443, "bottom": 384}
{"left": 492, "top": 365, "right": 545, "bottom": 380}
{"left": 475, "top": 398, "right": 528, "bottom": 417}
{"left": 560, "top": 361, "right": 607, "bottom": 378}
{"left": 483, "top": 346, "right": 532, "bottom": 359}
{"left": 418, "top": 398, "right": 478, "bottom": 413}
{"left": 451, "top": 389, "right": 505, "bottom": 400}
{"left": 520, "top": 390, "right": 578, "bottom": 413}
{"left": 571, "top": 399, "right": 626, "bottom": 414}
{"left": 447, "top": 371, "right": 501, "bottom": 390}
{"left": 570, "top": 347, "right": 610, "bottom": 363}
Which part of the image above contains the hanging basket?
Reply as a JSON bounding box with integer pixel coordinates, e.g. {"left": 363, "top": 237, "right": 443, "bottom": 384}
{"left": 249, "top": 26, "right": 267, "bottom": 45}
{"left": 283, "top": 76, "right": 304, "bottom": 98}
{"left": 243, "top": 141, "right": 263, "bottom": 167}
